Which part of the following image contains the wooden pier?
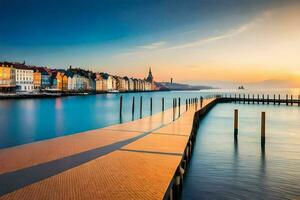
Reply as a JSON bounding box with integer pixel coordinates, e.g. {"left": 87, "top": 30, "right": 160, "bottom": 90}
{"left": 221, "top": 94, "right": 300, "bottom": 106}
{"left": 0, "top": 98, "right": 217, "bottom": 200}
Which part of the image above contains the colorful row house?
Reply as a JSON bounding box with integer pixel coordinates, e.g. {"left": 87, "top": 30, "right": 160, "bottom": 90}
{"left": 0, "top": 63, "right": 16, "bottom": 92}
{"left": 0, "top": 62, "right": 156, "bottom": 93}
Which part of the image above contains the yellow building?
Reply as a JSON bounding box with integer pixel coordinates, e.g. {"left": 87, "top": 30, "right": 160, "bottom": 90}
{"left": 0, "top": 63, "right": 16, "bottom": 92}
{"left": 33, "top": 70, "right": 42, "bottom": 90}
{"left": 56, "top": 72, "right": 68, "bottom": 91}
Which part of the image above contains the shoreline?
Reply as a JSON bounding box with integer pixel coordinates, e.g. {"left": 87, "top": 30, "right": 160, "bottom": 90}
{"left": 0, "top": 90, "right": 168, "bottom": 100}
{"left": 0, "top": 89, "right": 217, "bottom": 100}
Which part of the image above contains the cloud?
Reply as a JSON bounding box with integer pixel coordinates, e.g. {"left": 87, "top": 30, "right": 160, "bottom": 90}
{"left": 117, "top": 10, "right": 270, "bottom": 57}
{"left": 162, "top": 15, "right": 265, "bottom": 51}
{"left": 139, "top": 41, "right": 166, "bottom": 50}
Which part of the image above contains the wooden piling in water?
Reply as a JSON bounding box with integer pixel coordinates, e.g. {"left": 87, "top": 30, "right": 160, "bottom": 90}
{"left": 278, "top": 95, "right": 281, "bottom": 105}
{"left": 273, "top": 94, "right": 275, "bottom": 105}
{"left": 132, "top": 97, "right": 135, "bottom": 119}
{"left": 140, "top": 96, "right": 143, "bottom": 118}
{"left": 252, "top": 94, "right": 255, "bottom": 104}
{"left": 291, "top": 95, "right": 293, "bottom": 106}
{"left": 162, "top": 97, "right": 165, "bottom": 112}
{"left": 298, "top": 95, "right": 300, "bottom": 106}
{"left": 186, "top": 99, "right": 188, "bottom": 111}
{"left": 200, "top": 96, "right": 203, "bottom": 107}
{"left": 178, "top": 98, "right": 181, "bottom": 117}
{"left": 234, "top": 109, "right": 238, "bottom": 137}
{"left": 262, "top": 94, "right": 265, "bottom": 104}
{"left": 119, "top": 95, "right": 123, "bottom": 118}
{"left": 257, "top": 94, "right": 260, "bottom": 104}
{"left": 150, "top": 97, "right": 153, "bottom": 115}
{"left": 248, "top": 94, "right": 250, "bottom": 104}
{"left": 267, "top": 94, "right": 269, "bottom": 104}
{"left": 261, "top": 112, "right": 266, "bottom": 145}
{"left": 173, "top": 98, "right": 175, "bottom": 121}
{"left": 286, "top": 94, "right": 288, "bottom": 106}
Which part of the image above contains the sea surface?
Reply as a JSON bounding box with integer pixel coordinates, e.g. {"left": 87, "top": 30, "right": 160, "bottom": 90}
{"left": 182, "top": 101, "right": 300, "bottom": 199}
{"left": 0, "top": 88, "right": 299, "bottom": 149}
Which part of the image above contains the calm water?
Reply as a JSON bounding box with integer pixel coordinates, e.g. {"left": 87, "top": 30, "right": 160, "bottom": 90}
{"left": 182, "top": 102, "right": 300, "bottom": 199}
{"left": 0, "top": 90, "right": 217, "bottom": 149}
{"left": 0, "top": 88, "right": 299, "bottom": 149}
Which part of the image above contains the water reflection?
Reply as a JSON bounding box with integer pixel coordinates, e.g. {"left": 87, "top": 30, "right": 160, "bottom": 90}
{"left": 182, "top": 102, "right": 300, "bottom": 199}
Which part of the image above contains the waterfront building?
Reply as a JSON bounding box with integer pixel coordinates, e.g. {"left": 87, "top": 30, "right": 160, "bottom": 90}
{"left": 111, "top": 76, "right": 117, "bottom": 91}
{"left": 95, "top": 73, "right": 104, "bottom": 92}
{"left": 87, "top": 72, "right": 96, "bottom": 91}
{"left": 116, "top": 76, "right": 127, "bottom": 91}
{"left": 133, "top": 78, "right": 139, "bottom": 91}
{"left": 65, "top": 67, "right": 94, "bottom": 91}
{"left": 0, "top": 63, "right": 16, "bottom": 92}
{"left": 15, "top": 64, "right": 34, "bottom": 92}
{"left": 145, "top": 81, "right": 152, "bottom": 91}
{"left": 101, "top": 73, "right": 113, "bottom": 91}
{"left": 33, "top": 69, "right": 42, "bottom": 90}
{"left": 51, "top": 70, "right": 68, "bottom": 91}
{"left": 39, "top": 68, "right": 52, "bottom": 89}
{"left": 128, "top": 78, "right": 134, "bottom": 91}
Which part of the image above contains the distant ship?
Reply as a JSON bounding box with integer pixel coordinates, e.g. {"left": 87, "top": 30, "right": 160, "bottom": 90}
{"left": 238, "top": 86, "right": 245, "bottom": 90}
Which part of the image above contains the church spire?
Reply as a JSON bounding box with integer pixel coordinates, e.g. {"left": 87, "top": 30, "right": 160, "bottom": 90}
{"left": 147, "top": 66, "right": 153, "bottom": 82}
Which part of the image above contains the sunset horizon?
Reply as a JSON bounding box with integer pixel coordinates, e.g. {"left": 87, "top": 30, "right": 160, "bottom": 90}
{"left": 1, "top": 0, "right": 300, "bottom": 87}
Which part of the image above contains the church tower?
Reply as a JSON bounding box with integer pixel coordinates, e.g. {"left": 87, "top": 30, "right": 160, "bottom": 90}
{"left": 146, "top": 67, "right": 153, "bottom": 82}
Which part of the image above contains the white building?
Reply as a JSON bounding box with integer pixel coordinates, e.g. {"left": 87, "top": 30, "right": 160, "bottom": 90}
{"left": 15, "top": 66, "right": 34, "bottom": 92}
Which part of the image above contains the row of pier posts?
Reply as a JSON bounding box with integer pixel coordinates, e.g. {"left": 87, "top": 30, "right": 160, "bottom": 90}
{"left": 223, "top": 94, "right": 300, "bottom": 106}
{"left": 234, "top": 109, "right": 266, "bottom": 147}
{"left": 119, "top": 95, "right": 204, "bottom": 121}
{"left": 170, "top": 96, "right": 205, "bottom": 200}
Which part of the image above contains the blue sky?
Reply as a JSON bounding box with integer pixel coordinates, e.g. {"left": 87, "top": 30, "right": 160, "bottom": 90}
{"left": 1, "top": 0, "right": 299, "bottom": 85}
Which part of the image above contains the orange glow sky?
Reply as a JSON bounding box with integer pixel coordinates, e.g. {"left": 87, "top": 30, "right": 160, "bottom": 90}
{"left": 109, "top": 3, "right": 300, "bottom": 86}
{"left": 1, "top": 1, "right": 300, "bottom": 87}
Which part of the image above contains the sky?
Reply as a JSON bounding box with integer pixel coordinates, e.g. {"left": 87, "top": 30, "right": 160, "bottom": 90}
{"left": 1, "top": 0, "right": 300, "bottom": 87}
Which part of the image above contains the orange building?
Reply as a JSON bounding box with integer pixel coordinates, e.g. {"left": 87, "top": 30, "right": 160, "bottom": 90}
{"left": 0, "top": 63, "right": 16, "bottom": 92}
{"left": 56, "top": 71, "right": 68, "bottom": 91}
{"left": 33, "top": 70, "right": 42, "bottom": 90}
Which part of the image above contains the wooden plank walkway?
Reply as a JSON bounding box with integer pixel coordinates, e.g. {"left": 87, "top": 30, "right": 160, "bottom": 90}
{"left": 0, "top": 98, "right": 216, "bottom": 200}
{"left": 222, "top": 95, "right": 300, "bottom": 106}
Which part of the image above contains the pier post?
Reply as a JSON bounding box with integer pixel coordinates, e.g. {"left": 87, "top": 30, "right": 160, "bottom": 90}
{"left": 286, "top": 94, "right": 288, "bottom": 106}
{"left": 262, "top": 94, "right": 264, "bottom": 104}
{"left": 162, "top": 97, "right": 165, "bottom": 112}
{"left": 278, "top": 95, "right": 281, "bottom": 105}
{"left": 186, "top": 99, "right": 188, "bottom": 111}
{"left": 178, "top": 98, "right": 181, "bottom": 117}
{"left": 140, "top": 96, "right": 143, "bottom": 119}
{"left": 243, "top": 94, "right": 245, "bottom": 104}
{"left": 248, "top": 94, "right": 250, "bottom": 104}
{"left": 273, "top": 94, "right": 275, "bottom": 105}
{"left": 298, "top": 95, "right": 300, "bottom": 106}
{"left": 257, "top": 94, "right": 260, "bottom": 104}
{"left": 267, "top": 94, "right": 269, "bottom": 104}
{"left": 132, "top": 97, "right": 135, "bottom": 119}
{"left": 261, "top": 112, "right": 266, "bottom": 146}
{"left": 252, "top": 94, "right": 255, "bottom": 104}
{"left": 150, "top": 97, "right": 153, "bottom": 115}
{"left": 200, "top": 96, "right": 203, "bottom": 108}
{"left": 173, "top": 98, "right": 175, "bottom": 121}
{"left": 119, "top": 95, "right": 123, "bottom": 118}
{"left": 291, "top": 95, "right": 293, "bottom": 106}
{"left": 234, "top": 109, "right": 238, "bottom": 138}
